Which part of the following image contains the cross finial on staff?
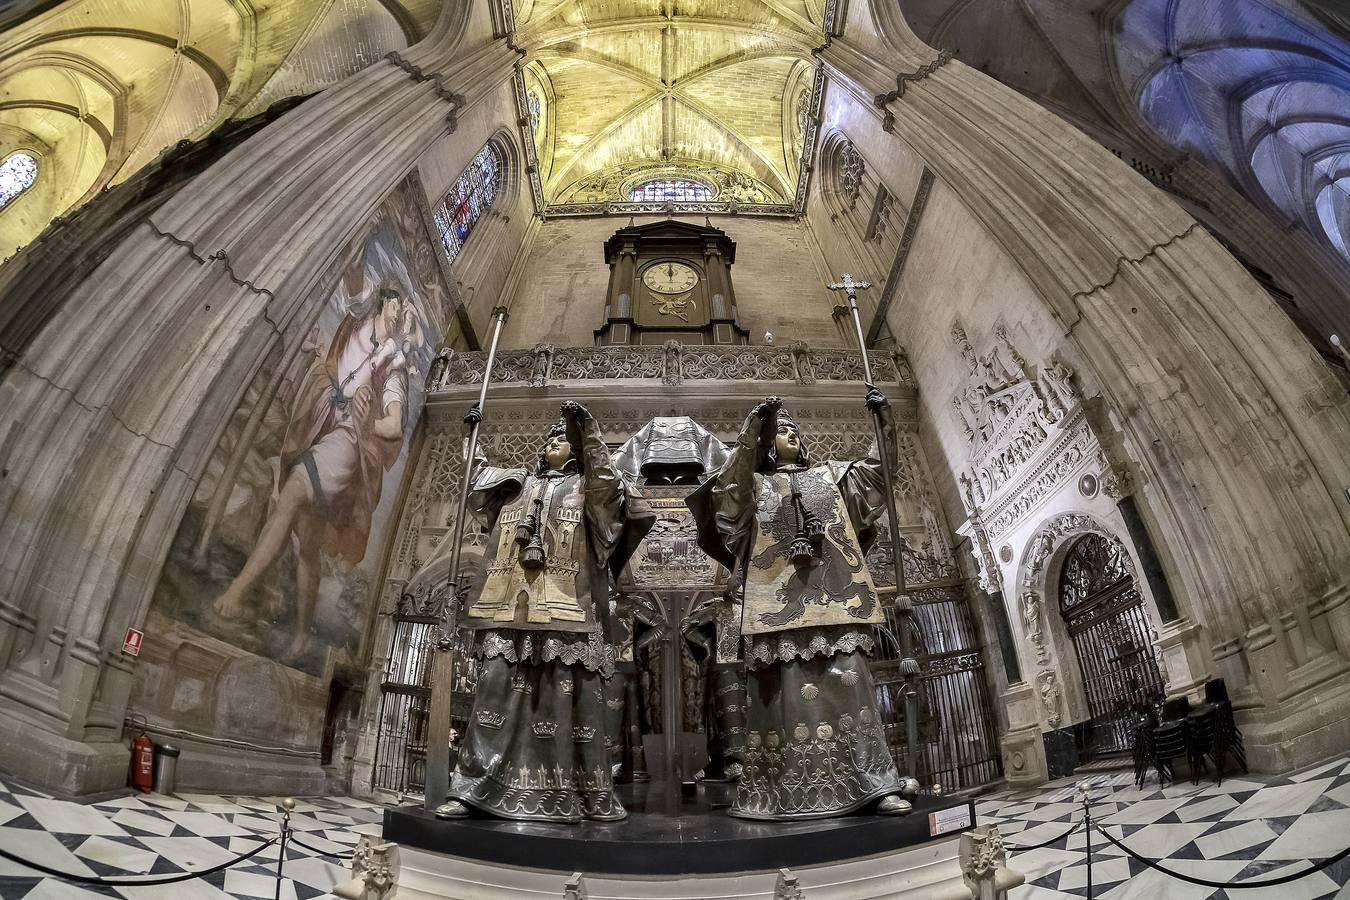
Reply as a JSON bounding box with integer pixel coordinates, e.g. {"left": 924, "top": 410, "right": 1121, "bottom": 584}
{"left": 827, "top": 273, "right": 872, "bottom": 300}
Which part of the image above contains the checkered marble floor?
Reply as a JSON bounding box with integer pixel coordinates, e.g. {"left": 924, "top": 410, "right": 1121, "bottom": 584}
{"left": 0, "top": 778, "right": 383, "bottom": 899}
{"left": 979, "top": 754, "right": 1350, "bottom": 900}
{"left": 2, "top": 757, "right": 1349, "bottom": 899}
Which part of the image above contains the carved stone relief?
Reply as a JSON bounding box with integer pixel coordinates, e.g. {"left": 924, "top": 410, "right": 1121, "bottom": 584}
{"left": 949, "top": 321, "right": 1112, "bottom": 605}
{"left": 430, "top": 341, "right": 913, "bottom": 390}
{"left": 1037, "top": 670, "right": 1062, "bottom": 728}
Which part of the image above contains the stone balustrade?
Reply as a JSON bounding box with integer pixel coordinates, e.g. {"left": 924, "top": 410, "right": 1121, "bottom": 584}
{"left": 427, "top": 341, "right": 915, "bottom": 391}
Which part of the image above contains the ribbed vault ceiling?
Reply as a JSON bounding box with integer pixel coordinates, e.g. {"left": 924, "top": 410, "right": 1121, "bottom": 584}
{"left": 516, "top": 0, "right": 823, "bottom": 205}
{"left": 898, "top": 0, "right": 1350, "bottom": 267}
{"left": 0, "top": 0, "right": 436, "bottom": 258}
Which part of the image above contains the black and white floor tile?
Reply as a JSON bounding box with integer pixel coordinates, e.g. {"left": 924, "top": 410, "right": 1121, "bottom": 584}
{"left": 1, "top": 756, "right": 1348, "bottom": 898}
{"left": 0, "top": 779, "right": 383, "bottom": 899}
{"left": 979, "top": 754, "right": 1350, "bottom": 900}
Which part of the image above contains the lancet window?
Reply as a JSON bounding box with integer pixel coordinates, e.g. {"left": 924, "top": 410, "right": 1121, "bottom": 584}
{"left": 0, "top": 152, "right": 38, "bottom": 210}
{"left": 527, "top": 91, "right": 542, "bottom": 131}
{"left": 433, "top": 143, "right": 502, "bottom": 265}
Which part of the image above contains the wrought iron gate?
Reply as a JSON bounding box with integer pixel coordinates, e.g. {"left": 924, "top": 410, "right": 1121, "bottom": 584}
{"left": 1058, "top": 533, "right": 1164, "bottom": 755}
{"left": 372, "top": 616, "right": 477, "bottom": 795}
{"left": 871, "top": 580, "right": 1003, "bottom": 791}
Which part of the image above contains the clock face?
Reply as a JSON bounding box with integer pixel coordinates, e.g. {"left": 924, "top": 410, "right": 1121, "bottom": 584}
{"left": 643, "top": 261, "right": 699, "bottom": 294}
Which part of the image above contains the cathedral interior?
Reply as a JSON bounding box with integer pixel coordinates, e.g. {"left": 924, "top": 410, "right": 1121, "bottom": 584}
{"left": 1, "top": 0, "right": 1350, "bottom": 898}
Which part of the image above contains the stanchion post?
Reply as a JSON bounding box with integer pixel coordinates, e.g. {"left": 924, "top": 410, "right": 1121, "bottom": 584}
{"left": 1079, "top": 781, "right": 1093, "bottom": 900}
{"left": 424, "top": 307, "right": 509, "bottom": 812}
{"left": 274, "top": 797, "right": 294, "bottom": 900}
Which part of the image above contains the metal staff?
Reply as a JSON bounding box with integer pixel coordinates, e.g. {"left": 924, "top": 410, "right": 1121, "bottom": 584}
{"left": 424, "top": 305, "right": 509, "bottom": 811}
{"left": 828, "top": 274, "right": 921, "bottom": 777}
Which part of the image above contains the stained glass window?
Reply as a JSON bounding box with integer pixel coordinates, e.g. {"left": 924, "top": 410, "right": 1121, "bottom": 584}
{"left": 628, "top": 178, "right": 714, "bottom": 202}
{"left": 0, "top": 152, "right": 38, "bottom": 210}
{"left": 527, "top": 91, "right": 542, "bottom": 131}
{"left": 433, "top": 143, "right": 502, "bottom": 264}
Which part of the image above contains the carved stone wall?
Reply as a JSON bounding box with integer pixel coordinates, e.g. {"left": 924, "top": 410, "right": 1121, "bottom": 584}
{"left": 943, "top": 322, "right": 1168, "bottom": 735}
{"left": 819, "top": 1, "right": 1350, "bottom": 774}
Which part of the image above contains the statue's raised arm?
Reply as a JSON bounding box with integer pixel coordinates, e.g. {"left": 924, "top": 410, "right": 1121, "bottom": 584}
{"left": 685, "top": 396, "right": 780, "bottom": 572}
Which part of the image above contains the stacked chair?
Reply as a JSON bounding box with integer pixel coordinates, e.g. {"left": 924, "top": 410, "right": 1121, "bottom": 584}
{"left": 1205, "top": 678, "right": 1248, "bottom": 776}
{"left": 1184, "top": 701, "right": 1221, "bottom": 785}
{"left": 1130, "top": 679, "right": 1248, "bottom": 788}
{"left": 1131, "top": 705, "right": 1158, "bottom": 789}
{"left": 1150, "top": 697, "right": 1191, "bottom": 787}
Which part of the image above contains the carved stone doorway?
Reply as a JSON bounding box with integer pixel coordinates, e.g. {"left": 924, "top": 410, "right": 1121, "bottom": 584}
{"left": 1057, "top": 533, "right": 1164, "bottom": 755}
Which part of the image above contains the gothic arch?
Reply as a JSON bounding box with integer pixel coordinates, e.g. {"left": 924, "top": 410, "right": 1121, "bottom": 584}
{"left": 1014, "top": 511, "right": 1165, "bottom": 742}
{"left": 815, "top": 128, "right": 897, "bottom": 280}
{"left": 819, "top": 130, "right": 866, "bottom": 217}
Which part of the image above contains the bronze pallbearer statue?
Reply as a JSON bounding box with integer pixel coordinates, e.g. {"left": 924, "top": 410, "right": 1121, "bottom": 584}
{"left": 686, "top": 395, "right": 910, "bottom": 819}
{"left": 432, "top": 401, "right": 653, "bottom": 822}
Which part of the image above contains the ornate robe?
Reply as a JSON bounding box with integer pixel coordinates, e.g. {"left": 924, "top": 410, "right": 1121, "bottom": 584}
{"left": 686, "top": 413, "right": 903, "bottom": 820}
{"left": 444, "top": 415, "right": 652, "bottom": 823}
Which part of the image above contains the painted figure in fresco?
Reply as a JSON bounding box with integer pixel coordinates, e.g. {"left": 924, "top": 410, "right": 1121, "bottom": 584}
{"left": 213, "top": 245, "right": 425, "bottom": 659}
{"left": 431, "top": 401, "right": 654, "bottom": 823}
{"left": 686, "top": 396, "right": 909, "bottom": 820}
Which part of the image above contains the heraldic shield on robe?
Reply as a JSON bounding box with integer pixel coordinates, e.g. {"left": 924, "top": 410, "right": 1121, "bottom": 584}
{"left": 409, "top": 401, "right": 653, "bottom": 823}
{"left": 686, "top": 397, "right": 907, "bottom": 820}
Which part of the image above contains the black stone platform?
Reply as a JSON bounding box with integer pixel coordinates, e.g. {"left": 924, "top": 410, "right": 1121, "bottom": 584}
{"left": 383, "top": 782, "right": 977, "bottom": 876}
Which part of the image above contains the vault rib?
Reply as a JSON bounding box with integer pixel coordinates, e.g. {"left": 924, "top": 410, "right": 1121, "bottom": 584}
{"left": 546, "top": 89, "right": 665, "bottom": 191}
{"left": 670, "top": 91, "right": 793, "bottom": 197}
{"left": 673, "top": 48, "right": 805, "bottom": 90}
{"left": 521, "top": 17, "right": 816, "bottom": 51}
{"left": 528, "top": 49, "right": 664, "bottom": 92}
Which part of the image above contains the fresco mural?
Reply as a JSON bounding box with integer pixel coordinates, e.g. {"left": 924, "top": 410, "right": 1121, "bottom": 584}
{"left": 151, "top": 175, "right": 448, "bottom": 678}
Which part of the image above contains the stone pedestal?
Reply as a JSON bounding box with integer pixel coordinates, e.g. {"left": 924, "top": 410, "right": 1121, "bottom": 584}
{"left": 998, "top": 683, "right": 1047, "bottom": 788}
{"left": 392, "top": 832, "right": 986, "bottom": 900}
{"left": 1153, "top": 617, "right": 1213, "bottom": 701}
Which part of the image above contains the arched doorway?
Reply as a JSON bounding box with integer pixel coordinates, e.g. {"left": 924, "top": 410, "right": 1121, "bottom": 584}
{"left": 1057, "top": 533, "right": 1165, "bottom": 754}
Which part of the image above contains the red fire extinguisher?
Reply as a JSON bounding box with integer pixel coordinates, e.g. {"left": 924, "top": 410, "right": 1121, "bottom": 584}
{"left": 129, "top": 715, "right": 154, "bottom": 793}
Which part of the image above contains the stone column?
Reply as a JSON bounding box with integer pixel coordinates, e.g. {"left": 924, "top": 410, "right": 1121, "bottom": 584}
{"left": 998, "top": 683, "right": 1047, "bottom": 787}
{"left": 0, "top": 6, "right": 517, "bottom": 794}
{"left": 821, "top": 6, "right": 1350, "bottom": 769}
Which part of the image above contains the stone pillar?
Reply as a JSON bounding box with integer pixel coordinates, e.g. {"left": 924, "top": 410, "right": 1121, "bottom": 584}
{"left": 0, "top": 5, "right": 516, "bottom": 795}
{"left": 1154, "top": 617, "right": 1214, "bottom": 702}
{"left": 822, "top": 6, "right": 1350, "bottom": 771}
{"left": 998, "top": 683, "right": 1047, "bottom": 787}
{"left": 984, "top": 590, "right": 1021, "bottom": 684}
{"left": 1115, "top": 495, "right": 1180, "bottom": 622}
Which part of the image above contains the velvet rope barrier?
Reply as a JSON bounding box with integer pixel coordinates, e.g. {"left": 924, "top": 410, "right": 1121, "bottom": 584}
{"left": 1001, "top": 820, "right": 1083, "bottom": 852}
{"left": 1093, "top": 823, "right": 1350, "bottom": 889}
{"left": 0, "top": 834, "right": 279, "bottom": 886}
{"left": 287, "top": 833, "right": 357, "bottom": 860}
